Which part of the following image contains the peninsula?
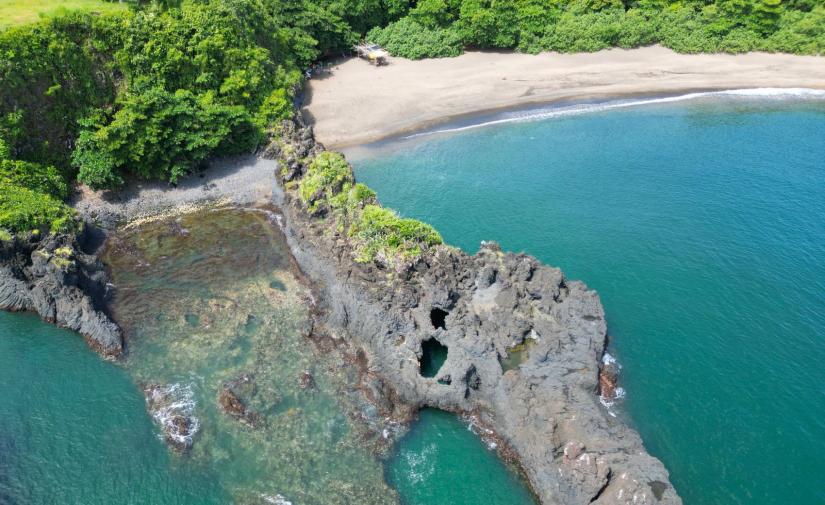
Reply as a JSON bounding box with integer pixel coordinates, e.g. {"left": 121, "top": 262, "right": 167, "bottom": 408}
{"left": 1, "top": 0, "right": 824, "bottom": 504}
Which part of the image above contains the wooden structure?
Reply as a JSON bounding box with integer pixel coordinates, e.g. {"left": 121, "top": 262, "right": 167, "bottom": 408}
{"left": 354, "top": 43, "right": 389, "bottom": 66}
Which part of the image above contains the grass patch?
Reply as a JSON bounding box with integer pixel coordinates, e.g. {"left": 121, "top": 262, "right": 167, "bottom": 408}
{"left": 351, "top": 205, "right": 442, "bottom": 263}
{"left": 0, "top": 0, "right": 125, "bottom": 29}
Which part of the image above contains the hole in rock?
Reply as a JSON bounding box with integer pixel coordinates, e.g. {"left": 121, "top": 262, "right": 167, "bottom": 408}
{"left": 420, "top": 338, "right": 448, "bottom": 378}
{"left": 430, "top": 308, "right": 448, "bottom": 330}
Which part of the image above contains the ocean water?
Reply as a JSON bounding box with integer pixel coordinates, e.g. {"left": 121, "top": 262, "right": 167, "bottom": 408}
{"left": 348, "top": 91, "right": 825, "bottom": 505}
{"left": 0, "top": 208, "right": 536, "bottom": 504}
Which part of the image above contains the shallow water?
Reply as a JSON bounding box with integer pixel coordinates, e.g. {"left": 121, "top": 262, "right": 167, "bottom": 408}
{"left": 387, "top": 409, "right": 537, "bottom": 505}
{"left": 350, "top": 94, "right": 825, "bottom": 504}
{"left": 0, "top": 207, "right": 537, "bottom": 505}
{"left": 103, "top": 208, "right": 397, "bottom": 505}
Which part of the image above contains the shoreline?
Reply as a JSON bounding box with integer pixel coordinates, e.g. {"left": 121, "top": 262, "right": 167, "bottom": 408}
{"left": 344, "top": 87, "right": 825, "bottom": 152}
{"left": 303, "top": 46, "right": 825, "bottom": 148}
{"left": 60, "top": 114, "right": 683, "bottom": 503}
{"left": 73, "top": 154, "right": 278, "bottom": 230}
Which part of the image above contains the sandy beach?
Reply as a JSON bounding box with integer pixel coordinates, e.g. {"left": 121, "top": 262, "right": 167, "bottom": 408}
{"left": 303, "top": 45, "right": 825, "bottom": 148}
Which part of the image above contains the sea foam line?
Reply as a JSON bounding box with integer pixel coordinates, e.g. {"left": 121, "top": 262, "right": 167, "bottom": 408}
{"left": 403, "top": 88, "right": 825, "bottom": 139}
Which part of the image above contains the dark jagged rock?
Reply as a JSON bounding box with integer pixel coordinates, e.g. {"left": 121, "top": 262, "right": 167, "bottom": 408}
{"left": 267, "top": 117, "right": 682, "bottom": 505}
{"left": 0, "top": 229, "right": 122, "bottom": 358}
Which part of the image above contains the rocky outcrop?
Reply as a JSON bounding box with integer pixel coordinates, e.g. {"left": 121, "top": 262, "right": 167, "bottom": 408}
{"left": 266, "top": 117, "right": 682, "bottom": 505}
{"left": 144, "top": 383, "right": 199, "bottom": 452}
{"left": 0, "top": 229, "right": 122, "bottom": 358}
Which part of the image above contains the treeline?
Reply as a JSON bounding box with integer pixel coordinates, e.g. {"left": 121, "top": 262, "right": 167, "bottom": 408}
{"left": 0, "top": 0, "right": 823, "bottom": 234}
{"left": 0, "top": 0, "right": 408, "bottom": 232}
{"left": 368, "top": 0, "right": 825, "bottom": 58}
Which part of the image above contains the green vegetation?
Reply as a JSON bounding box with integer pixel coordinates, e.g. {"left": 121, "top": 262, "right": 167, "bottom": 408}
{"left": 351, "top": 205, "right": 443, "bottom": 263}
{"left": 296, "top": 150, "right": 439, "bottom": 263}
{"left": 369, "top": 0, "right": 825, "bottom": 59}
{"left": 299, "top": 152, "right": 355, "bottom": 212}
{"left": 366, "top": 16, "right": 463, "bottom": 58}
{"left": 0, "top": 183, "right": 77, "bottom": 234}
{"left": 1, "top": 159, "right": 69, "bottom": 199}
{"left": 0, "top": 0, "right": 125, "bottom": 29}
{"left": 0, "top": 0, "right": 822, "bottom": 242}
{"left": 0, "top": 144, "right": 76, "bottom": 236}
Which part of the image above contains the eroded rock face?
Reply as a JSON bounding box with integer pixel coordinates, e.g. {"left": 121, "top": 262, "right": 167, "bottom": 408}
{"left": 267, "top": 118, "right": 682, "bottom": 505}
{"left": 0, "top": 230, "right": 122, "bottom": 358}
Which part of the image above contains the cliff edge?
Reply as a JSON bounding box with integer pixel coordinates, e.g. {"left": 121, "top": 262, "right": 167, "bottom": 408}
{"left": 0, "top": 229, "right": 122, "bottom": 358}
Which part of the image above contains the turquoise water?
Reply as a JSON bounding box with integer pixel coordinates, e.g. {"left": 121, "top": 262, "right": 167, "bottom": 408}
{"left": 0, "top": 208, "right": 536, "bottom": 504}
{"left": 350, "top": 95, "right": 825, "bottom": 505}
{"left": 387, "top": 409, "right": 536, "bottom": 505}
{"left": 0, "top": 312, "right": 224, "bottom": 504}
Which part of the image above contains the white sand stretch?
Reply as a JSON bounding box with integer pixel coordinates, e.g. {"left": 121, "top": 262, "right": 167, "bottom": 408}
{"left": 303, "top": 45, "right": 825, "bottom": 148}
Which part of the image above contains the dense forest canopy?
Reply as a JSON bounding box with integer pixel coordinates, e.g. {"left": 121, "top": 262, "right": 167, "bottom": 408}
{"left": 0, "top": 0, "right": 822, "bottom": 233}
{"left": 369, "top": 0, "right": 825, "bottom": 57}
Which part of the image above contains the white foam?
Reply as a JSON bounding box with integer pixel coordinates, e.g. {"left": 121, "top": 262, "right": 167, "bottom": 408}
{"left": 261, "top": 494, "right": 293, "bottom": 505}
{"left": 404, "top": 88, "right": 825, "bottom": 139}
{"left": 146, "top": 383, "right": 200, "bottom": 445}
{"left": 602, "top": 352, "right": 621, "bottom": 368}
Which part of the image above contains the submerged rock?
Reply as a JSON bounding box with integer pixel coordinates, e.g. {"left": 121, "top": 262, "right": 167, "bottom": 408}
{"left": 219, "top": 375, "right": 263, "bottom": 427}
{"left": 0, "top": 230, "right": 122, "bottom": 358}
{"left": 299, "top": 370, "right": 315, "bottom": 390}
{"left": 144, "top": 383, "right": 199, "bottom": 453}
{"left": 267, "top": 117, "right": 683, "bottom": 505}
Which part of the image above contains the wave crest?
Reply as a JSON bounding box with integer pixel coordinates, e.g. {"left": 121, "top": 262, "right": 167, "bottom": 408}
{"left": 404, "top": 88, "right": 825, "bottom": 139}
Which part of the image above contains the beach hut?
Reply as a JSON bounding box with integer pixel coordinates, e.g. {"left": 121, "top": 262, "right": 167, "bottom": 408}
{"left": 354, "top": 43, "right": 389, "bottom": 66}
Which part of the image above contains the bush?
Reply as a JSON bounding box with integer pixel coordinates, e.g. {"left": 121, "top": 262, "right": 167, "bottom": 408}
{"left": 0, "top": 11, "right": 122, "bottom": 169}
{"left": 0, "top": 183, "right": 77, "bottom": 233}
{"left": 298, "top": 151, "right": 354, "bottom": 211}
{"left": 351, "top": 204, "right": 442, "bottom": 263}
{"left": 367, "top": 18, "right": 463, "bottom": 59}
{"left": 73, "top": 88, "right": 257, "bottom": 188}
{"left": 0, "top": 160, "right": 70, "bottom": 199}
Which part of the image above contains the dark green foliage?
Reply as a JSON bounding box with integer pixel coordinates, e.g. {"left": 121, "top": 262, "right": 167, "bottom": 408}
{"left": 73, "top": 88, "right": 257, "bottom": 188}
{"left": 368, "top": 0, "right": 825, "bottom": 58}
{"left": 367, "top": 18, "right": 463, "bottom": 59}
{"left": 0, "top": 11, "right": 121, "bottom": 168}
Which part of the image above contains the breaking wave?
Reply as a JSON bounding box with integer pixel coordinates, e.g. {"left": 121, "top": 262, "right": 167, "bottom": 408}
{"left": 404, "top": 88, "right": 825, "bottom": 139}
{"left": 144, "top": 383, "right": 200, "bottom": 446}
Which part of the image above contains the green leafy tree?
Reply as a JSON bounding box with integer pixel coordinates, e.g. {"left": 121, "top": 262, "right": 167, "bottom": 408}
{"left": 73, "top": 88, "right": 256, "bottom": 188}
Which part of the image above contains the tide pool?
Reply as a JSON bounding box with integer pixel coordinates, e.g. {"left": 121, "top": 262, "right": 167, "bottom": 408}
{"left": 349, "top": 94, "right": 825, "bottom": 505}
{"left": 0, "top": 207, "right": 536, "bottom": 505}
